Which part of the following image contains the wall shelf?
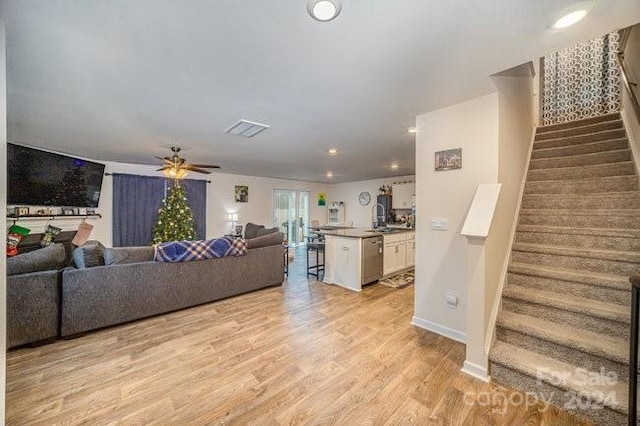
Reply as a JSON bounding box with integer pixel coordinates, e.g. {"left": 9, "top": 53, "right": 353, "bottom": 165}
{"left": 7, "top": 214, "right": 102, "bottom": 224}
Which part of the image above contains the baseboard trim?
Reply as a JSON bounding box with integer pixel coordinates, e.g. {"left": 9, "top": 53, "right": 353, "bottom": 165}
{"left": 461, "top": 360, "right": 490, "bottom": 382}
{"left": 411, "top": 316, "right": 466, "bottom": 344}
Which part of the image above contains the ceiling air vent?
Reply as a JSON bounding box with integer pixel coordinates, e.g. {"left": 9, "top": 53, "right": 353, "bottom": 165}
{"left": 224, "top": 119, "right": 270, "bottom": 138}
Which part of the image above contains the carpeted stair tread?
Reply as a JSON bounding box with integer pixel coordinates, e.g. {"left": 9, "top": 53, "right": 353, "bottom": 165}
{"left": 512, "top": 241, "right": 640, "bottom": 263}
{"left": 496, "top": 311, "right": 627, "bottom": 364}
{"left": 516, "top": 224, "right": 640, "bottom": 239}
{"left": 530, "top": 138, "right": 628, "bottom": 159}
{"left": 524, "top": 175, "right": 639, "bottom": 194}
{"left": 490, "top": 341, "right": 627, "bottom": 414}
{"left": 535, "top": 119, "right": 624, "bottom": 141}
{"left": 529, "top": 148, "right": 632, "bottom": 170}
{"left": 508, "top": 262, "right": 630, "bottom": 291}
{"left": 526, "top": 161, "right": 636, "bottom": 181}
{"left": 503, "top": 284, "right": 629, "bottom": 323}
{"left": 521, "top": 192, "right": 640, "bottom": 210}
{"left": 537, "top": 112, "right": 621, "bottom": 133}
{"left": 533, "top": 128, "right": 627, "bottom": 150}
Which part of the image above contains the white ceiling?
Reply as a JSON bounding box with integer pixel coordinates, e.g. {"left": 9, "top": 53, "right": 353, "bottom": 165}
{"left": 2, "top": 0, "right": 640, "bottom": 183}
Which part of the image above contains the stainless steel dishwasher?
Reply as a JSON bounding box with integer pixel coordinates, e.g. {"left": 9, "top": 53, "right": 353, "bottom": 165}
{"left": 361, "top": 236, "right": 383, "bottom": 285}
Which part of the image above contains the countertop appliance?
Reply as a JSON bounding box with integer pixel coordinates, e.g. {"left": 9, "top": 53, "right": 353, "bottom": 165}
{"left": 361, "top": 236, "right": 383, "bottom": 285}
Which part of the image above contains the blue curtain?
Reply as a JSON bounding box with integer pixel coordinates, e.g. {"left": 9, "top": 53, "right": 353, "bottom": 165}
{"left": 181, "top": 179, "right": 207, "bottom": 239}
{"left": 112, "top": 174, "right": 208, "bottom": 246}
{"left": 112, "top": 174, "right": 165, "bottom": 247}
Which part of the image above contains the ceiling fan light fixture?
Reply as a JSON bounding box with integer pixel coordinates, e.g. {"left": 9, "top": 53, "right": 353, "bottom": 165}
{"left": 308, "top": 0, "right": 342, "bottom": 22}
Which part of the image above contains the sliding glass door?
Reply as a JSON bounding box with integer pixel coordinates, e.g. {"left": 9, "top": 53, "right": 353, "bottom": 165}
{"left": 273, "top": 190, "right": 309, "bottom": 246}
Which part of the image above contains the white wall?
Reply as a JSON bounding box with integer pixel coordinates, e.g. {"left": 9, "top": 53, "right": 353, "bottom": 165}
{"left": 9, "top": 159, "right": 330, "bottom": 247}
{"left": 0, "top": 22, "right": 7, "bottom": 423}
{"left": 485, "top": 66, "right": 535, "bottom": 336}
{"left": 413, "top": 93, "right": 499, "bottom": 341}
{"left": 328, "top": 175, "right": 415, "bottom": 228}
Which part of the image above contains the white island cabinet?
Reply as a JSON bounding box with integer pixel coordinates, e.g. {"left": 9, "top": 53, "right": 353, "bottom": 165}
{"left": 323, "top": 235, "right": 362, "bottom": 291}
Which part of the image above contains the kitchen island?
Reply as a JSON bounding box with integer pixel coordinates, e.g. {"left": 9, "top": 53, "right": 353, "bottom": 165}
{"left": 320, "top": 228, "right": 415, "bottom": 292}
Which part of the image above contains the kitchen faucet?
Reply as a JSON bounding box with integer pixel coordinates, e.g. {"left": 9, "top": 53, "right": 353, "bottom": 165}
{"left": 371, "top": 203, "right": 385, "bottom": 229}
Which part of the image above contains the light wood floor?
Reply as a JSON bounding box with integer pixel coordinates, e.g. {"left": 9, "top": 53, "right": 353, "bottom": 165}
{"left": 6, "top": 250, "right": 590, "bottom": 425}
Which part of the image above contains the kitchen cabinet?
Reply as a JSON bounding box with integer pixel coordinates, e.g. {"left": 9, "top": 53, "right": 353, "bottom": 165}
{"left": 383, "top": 242, "right": 396, "bottom": 276}
{"left": 392, "top": 183, "right": 415, "bottom": 209}
{"left": 383, "top": 231, "right": 415, "bottom": 276}
{"left": 406, "top": 233, "right": 415, "bottom": 267}
{"left": 393, "top": 241, "right": 406, "bottom": 272}
{"left": 324, "top": 235, "right": 360, "bottom": 291}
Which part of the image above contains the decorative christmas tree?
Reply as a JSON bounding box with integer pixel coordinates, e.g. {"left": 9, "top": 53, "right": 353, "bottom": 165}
{"left": 151, "top": 182, "right": 197, "bottom": 244}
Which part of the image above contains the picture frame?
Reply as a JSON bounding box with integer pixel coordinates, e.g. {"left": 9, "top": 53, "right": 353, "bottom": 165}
{"left": 234, "top": 225, "right": 243, "bottom": 236}
{"left": 62, "top": 208, "right": 75, "bottom": 215}
{"left": 435, "top": 148, "right": 462, "bottom": 172}
{"left": 235, "top": 185, "right": 249, "bottom": 203}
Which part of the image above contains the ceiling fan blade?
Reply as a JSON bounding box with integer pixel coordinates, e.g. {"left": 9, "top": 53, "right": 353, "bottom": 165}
{"left": 156, "top": 166, "right": 170, "bottom": 171}
{"left": 190, "top": 164, "right": 221, "bottom": 169}
{"left": 182, "top": 165, "right": 212, "bottom": 174}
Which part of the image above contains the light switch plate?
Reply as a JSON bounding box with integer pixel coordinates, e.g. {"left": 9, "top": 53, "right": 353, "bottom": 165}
{"left": 430, "top": 217, "right": 448, "bottom": 231}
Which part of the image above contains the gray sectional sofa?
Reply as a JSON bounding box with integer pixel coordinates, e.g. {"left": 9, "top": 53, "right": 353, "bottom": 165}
{"left": 6, "top": 226, "right": 285, "bottom": 347}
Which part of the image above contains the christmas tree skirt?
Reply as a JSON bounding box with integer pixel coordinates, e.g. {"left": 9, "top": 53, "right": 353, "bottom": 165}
{"left": 379, "top": 269, "right": 414, "bottom": 289}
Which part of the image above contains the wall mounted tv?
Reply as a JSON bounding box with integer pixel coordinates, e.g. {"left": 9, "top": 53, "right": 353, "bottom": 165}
{"left": 8, "top": 143, "right": 106, "bottom": 208}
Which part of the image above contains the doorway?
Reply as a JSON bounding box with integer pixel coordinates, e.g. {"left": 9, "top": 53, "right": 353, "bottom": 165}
{"left": 273, "top": 190, "right": 309, "bottom": 246}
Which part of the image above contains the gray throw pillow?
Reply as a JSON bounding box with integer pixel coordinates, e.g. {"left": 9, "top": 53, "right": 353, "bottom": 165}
{"left": 73, "top": 240, "right": 106, "bottom": 269}
{"left": 244, "top": 222, "right": 264, "bottom": 239}
{"left": 7, "top": 243, "right": 66, "bottom": 276}
{"left": 104, "top": 246, "right": 155, "bottom": 265}
{"left": 256, "top": 226, "right": 279, "bottom": 237}
{"left": 246, "top": 232, "right": 284, "bottom": 249}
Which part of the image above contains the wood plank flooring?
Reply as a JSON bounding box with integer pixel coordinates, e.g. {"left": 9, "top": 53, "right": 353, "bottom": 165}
{"left": 6, "top": 250, "right": 591, "bottom": 425}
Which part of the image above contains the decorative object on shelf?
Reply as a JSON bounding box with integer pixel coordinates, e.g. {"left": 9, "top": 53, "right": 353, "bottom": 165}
{"left": 234, "top": 225, "right": 243, "bottom": 236}
{"left": 152, "top": 182, "right": 197, "bottom": 244}
{"left": 317, "top": 192, "right": 326, "bottom": 207}
{"left": 62, "top": 208, "right": 75, "bottom": 215}
{"left": 72, "top": 221, "right": 94, "bottom": 246}
{"left": 40, "top": 224, "right": 62, "bottom": 247}
{"left": 435, "top": 148, "right": 462, "bottom": 172}
{"left": 235, "top": 185, "right": 249, "bottom": 203}
{"left": 6, "top": 224, "right": 30, "bottom": 257}
{"left": 86, "top": 208, "right": 96, "bottom": 215}
{"left": 358, "top": 191, "right": 371, "bottom": 206}
{"left": 155, "top": 146, "right": 220, "bottom": 179}
{"left": 13, "top": 206, "right": 29, "bottom": 216}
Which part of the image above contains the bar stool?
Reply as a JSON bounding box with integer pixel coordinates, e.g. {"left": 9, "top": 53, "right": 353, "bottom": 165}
{"left": 307, "top": 241, "right": 325, "bottom": 280}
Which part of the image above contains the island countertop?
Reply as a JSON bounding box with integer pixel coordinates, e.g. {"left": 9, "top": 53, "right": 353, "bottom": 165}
{"left": 318, "top": 227, "right": 414, "bottom": 239}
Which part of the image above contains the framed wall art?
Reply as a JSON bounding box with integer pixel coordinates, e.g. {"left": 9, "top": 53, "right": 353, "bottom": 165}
{"left": 435, "top": 148, "right": 462, "bottom": 172}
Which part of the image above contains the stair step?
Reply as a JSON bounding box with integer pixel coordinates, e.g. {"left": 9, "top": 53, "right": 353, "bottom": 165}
{"left": 537, "top": 112, "right": 621, "bottom": 134}
{"left": 524, "top": 175, "right": 639, "bottom": 194}
{"left": 531, "top": 138, "right": 628, "bottom": 159}
{"left": 521, "top": 192, "right": 640, "bottom": 210}
{"left": 504, "top": 284, "right": 629, "bottom": 324}
{"left": 516, "top": 224, "right": 640, "bottom": 239}
{"left": 516, "top": 229, "right": 640, "bottom": 252}
{"left": 508, "top": 261, "right": 632, "bottom": 291}
{"left": 527, "top": 161, "right": 636, "bottom": 181}
{"left": 507, "top": 270, "right": 630, "bottom": 306}
{"left": 529, "top": 149, "right": 632, "bottom": 170}
{"left": 513, "top": 241, "right": 640, "bottom": 263}
{"left": 533, "top": 129, "right": 627, "bottom": 150}
{"left": 518, "top": 208, "right": 640, "bottom": 228}
{"left": 535, "top": 119, "right": 624, "bottom": 141}
{"left": 490, "top": 341, "right": 627, "bottom": 415}
{"left": 496, "top": 310, "right": 627, "bottom": 365}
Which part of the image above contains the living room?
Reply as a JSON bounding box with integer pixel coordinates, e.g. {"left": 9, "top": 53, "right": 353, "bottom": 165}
{"left": 2, "top": 1, "right": 640, "bottom": 425}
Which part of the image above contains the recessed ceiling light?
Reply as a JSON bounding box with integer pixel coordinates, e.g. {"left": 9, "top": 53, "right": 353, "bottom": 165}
{"left": 391, "top": 163, "right": 399, "bottom": 170}
{"left": 328, "top": 148, "right": 338, "bottom": 155}
{"left": 548, "top": 1, "right": 595, "bottom": 29}
{"left": 408, "top": 127, "right": 417, "bottom": 133}
{"left": 326, "top": 172, "right": 333, "bottom": 178}
{"left": 308, "top": 0, "right": 342, "bottom": 22}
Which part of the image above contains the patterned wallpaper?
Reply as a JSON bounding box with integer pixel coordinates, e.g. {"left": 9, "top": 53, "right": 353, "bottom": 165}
{"left": 542, "top": 32, "right": 621, "bottom": 126}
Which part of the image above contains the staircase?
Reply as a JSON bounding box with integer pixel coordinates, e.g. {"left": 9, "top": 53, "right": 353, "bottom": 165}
{"left": 489, "top": 112, "right": 640, "bottom": 425}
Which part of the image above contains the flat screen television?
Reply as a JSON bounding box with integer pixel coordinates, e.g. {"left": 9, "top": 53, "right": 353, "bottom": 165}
{"left": 8, "top": 143, "right": 106, "bottom": 208}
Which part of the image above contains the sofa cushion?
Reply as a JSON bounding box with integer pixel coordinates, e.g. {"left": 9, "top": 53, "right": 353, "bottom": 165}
{"left": 73, "top": 241, "right": 106, "bottom": 269}
{"left": 247, "top": 232, "right": 284, "bottom": 249}
{"left": 104, "top": 246, "right": 155, "bottom": 265}
{"left": 7, "top": 243, "right": 66, "bottom": 276}
{"left": 154, "top": 237, "right": 247, "bottom": 262}
{"left": 244, "top": 222, "right": 264, "bottom": 240}
{"left": 256, "top": 226, "right": 279, "bottom": 237}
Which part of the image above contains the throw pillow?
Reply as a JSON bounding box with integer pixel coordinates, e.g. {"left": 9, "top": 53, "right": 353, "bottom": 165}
{"left": 244, "top": 222, "right": 264, "bottom": 239}
{"left": 7, "top": 243, "right": 66, "bottom": 276}
{"left": 40, "top": 224, "right": 62, "bottom": 247}
{"left": 73, "top": 241, "right": 106, "bottom": 269}
{"left": 246, "top": 232, "right": 284, "bottom": 249}
{"left": 104, "top": 246, "right": 155, "bottom": 266}
{"left": 256, "top": 226, "right": 279, "bottom": 237}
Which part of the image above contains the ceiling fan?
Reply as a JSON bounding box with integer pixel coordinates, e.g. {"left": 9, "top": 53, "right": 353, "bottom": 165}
{"left": 155, "top": 146, "right": 220, "bottom": 179}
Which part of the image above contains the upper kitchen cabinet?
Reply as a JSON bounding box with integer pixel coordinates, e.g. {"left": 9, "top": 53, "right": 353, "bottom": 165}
{"left": 391, "top": 183, "right": 415, "bottom": 209}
